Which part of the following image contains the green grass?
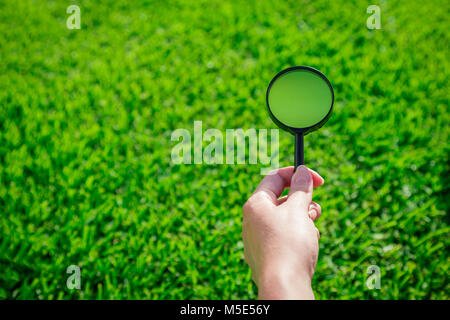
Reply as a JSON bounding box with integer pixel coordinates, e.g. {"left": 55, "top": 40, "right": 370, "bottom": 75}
{"left": 0, "top": 0, "right": 449, "bottom": 299}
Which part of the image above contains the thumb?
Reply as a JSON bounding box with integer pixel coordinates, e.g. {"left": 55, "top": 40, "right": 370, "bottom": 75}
{"left": 287, "top": 165, "right": 313, "bottom": 209}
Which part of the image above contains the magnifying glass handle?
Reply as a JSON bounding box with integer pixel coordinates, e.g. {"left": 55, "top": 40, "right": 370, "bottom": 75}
{"left": 294, "top": 133, "right": 304, "bottom": 170}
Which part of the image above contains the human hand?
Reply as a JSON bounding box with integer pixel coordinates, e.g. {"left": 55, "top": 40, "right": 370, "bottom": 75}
{"left": 242, "top": 165, "right": 324, "bottom": 300}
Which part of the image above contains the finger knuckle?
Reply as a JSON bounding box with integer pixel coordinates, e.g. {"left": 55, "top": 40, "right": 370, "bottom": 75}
{"left": 243, "top": 198, "right": 255, "bottom": 215}
{"left": 243, "top": 193, "right": 265, "bottom": 213}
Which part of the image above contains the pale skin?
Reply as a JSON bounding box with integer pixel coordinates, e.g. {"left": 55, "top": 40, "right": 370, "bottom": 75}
{"left": 242, "top": 165, "right": 324, "bottom": 300}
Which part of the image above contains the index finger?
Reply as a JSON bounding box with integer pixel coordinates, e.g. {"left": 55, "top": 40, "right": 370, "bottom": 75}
{"left": 253, "top": 167, "right": 294, "bottom": 205}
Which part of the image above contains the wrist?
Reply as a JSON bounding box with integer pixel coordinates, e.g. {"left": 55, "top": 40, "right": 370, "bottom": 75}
{"left": 257, "top": 263, "right": 314, "bottom": 300}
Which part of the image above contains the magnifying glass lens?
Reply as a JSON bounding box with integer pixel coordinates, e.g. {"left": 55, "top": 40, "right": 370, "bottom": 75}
{"left": 268, "top": 70, "right": 332, "bottom": 128}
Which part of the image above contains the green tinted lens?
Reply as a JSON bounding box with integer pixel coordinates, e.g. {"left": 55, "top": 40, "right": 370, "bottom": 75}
{"left": 268, "top": 70, "right": 332, "bottom": 128}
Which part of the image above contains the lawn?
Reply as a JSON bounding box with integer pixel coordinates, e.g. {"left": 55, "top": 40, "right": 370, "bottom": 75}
{"left": 0, "top": 0, "right": 448, "bottom": 299}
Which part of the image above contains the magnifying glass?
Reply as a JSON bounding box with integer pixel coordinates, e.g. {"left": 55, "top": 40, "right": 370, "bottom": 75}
{"left": 266, "top": 66, "right": 334, "bottom": 170}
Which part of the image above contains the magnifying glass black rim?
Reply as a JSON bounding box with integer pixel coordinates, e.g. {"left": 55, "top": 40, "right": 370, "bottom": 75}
{"left": 266, "top": 65, "right": 334, "bottom": 135}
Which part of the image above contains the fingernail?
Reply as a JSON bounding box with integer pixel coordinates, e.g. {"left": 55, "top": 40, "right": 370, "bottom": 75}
{"left": 308, "top": 209, "right": 318, "bottom": 220}
{"left": 294, "top": 165, "right": 311, "bottom": 184}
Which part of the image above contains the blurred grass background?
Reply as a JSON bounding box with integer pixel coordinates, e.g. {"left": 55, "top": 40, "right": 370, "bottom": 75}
{"left": 0, "top": 0, "right": 449, "bottom": 299}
